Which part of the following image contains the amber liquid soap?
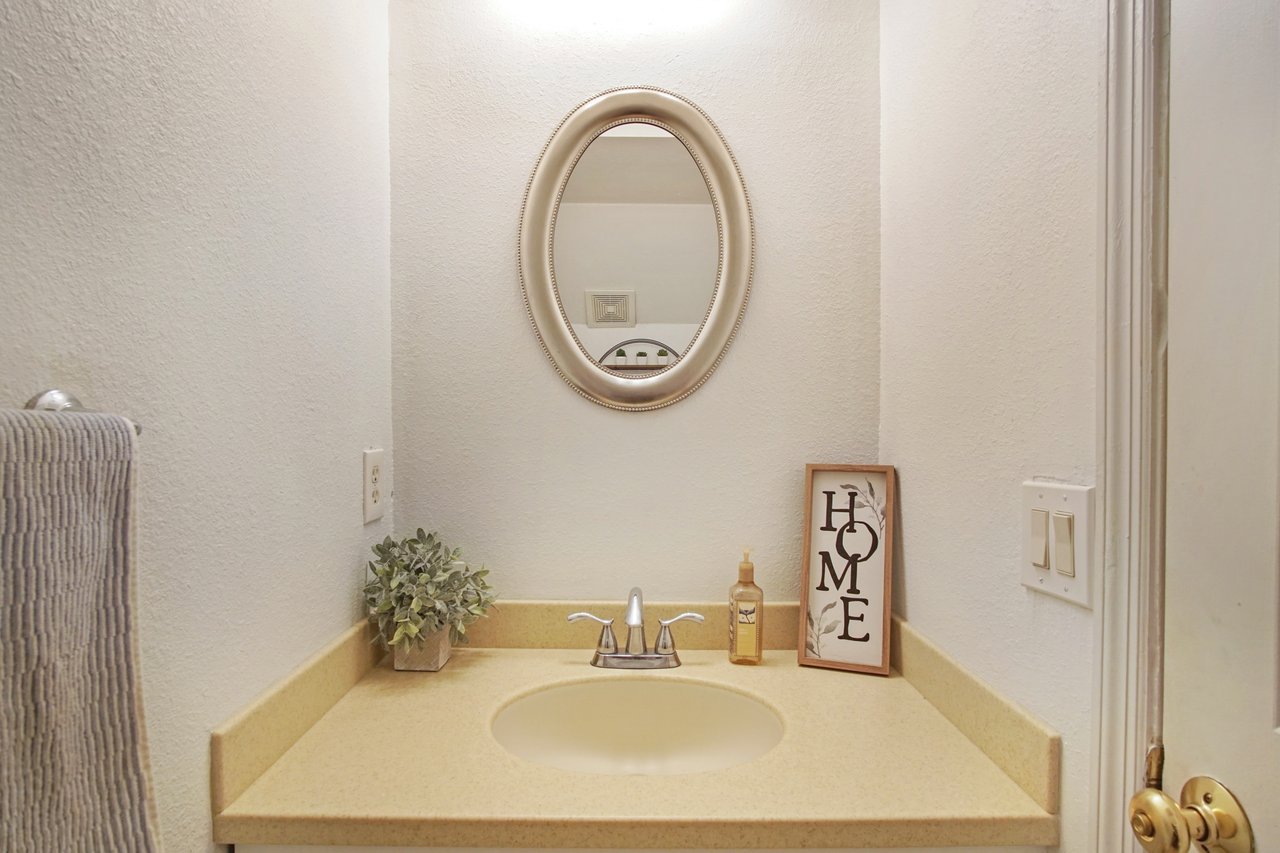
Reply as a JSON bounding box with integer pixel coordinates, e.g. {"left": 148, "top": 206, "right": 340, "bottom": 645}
{"left": 729, "top": 548, "right": 764, "bottom": 664}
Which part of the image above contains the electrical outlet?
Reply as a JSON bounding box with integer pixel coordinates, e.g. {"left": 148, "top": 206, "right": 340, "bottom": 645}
{"left": 363, "top": 449, "right": 386, "bottom": 524}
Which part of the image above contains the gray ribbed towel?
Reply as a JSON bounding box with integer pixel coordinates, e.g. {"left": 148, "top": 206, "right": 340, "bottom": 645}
{"left": 1, "top": 410, "right": 159, "bottom": 852}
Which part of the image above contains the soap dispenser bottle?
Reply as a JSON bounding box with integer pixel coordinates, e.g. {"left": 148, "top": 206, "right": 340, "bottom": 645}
{"left": 729, "top": 548, "right": 764, "bottom": 664}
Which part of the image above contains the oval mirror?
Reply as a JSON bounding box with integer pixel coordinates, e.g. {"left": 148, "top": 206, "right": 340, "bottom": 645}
{"left": 555, "top": 123, "right": 718, "bottom": 373}
{"left": 519, "top": 87, "right": 753, "bottom": 410}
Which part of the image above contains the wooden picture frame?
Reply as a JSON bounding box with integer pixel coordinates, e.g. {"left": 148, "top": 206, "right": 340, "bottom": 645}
{"left": 797, "top": 464, "right": 896, "bottom": 675}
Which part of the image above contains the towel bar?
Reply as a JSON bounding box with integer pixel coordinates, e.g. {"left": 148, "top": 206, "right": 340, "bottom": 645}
{"left": 24, "top": 390, "right": 143, "bottom": 436}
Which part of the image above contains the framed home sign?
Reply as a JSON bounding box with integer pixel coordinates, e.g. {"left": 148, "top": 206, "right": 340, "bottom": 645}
{"left": 798, "top": 464, "right": 896, "bottom": 675}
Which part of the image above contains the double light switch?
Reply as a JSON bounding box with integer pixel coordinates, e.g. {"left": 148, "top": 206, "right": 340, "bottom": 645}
{"left": 1021, "top": 481, "right": 1093, "bottom": 608}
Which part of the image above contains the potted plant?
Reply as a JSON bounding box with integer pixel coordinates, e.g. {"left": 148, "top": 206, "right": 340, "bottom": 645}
{"left": 656, "top": 349, "right": 670, "bottom": 366}
{"left": 613, "top": 348, "right": 627, "bottom": 367}
{"left": 636, "top": 350, "right": 649, "bottom": 366}
{"left": 362, "top": 530, "right": 496, "bottom": 671}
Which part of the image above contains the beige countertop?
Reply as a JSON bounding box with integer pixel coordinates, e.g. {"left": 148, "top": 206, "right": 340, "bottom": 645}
{"left": 214, "top": 645, "right": 1057, "bottom": 849}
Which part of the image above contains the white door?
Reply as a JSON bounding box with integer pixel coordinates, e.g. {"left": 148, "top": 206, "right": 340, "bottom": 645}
{"left": 1163, "top": 0, "right": 1279, "bottom": 847}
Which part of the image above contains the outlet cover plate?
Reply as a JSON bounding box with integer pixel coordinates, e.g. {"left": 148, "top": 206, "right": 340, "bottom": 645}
{"left": 1021, "top": 480, "right": 1093, "bottom": 609}
{"left": 363, "top": 449, "right": 386, "bottom": 524}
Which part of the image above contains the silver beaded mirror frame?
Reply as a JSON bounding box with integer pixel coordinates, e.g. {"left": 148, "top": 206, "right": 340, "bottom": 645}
{"left": 518, "top": 87, "right": 754, "bottom": 411}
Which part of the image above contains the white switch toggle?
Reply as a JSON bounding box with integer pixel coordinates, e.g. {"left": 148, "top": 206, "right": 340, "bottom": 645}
{"left": 1052, "top": 511, "right": 1075, "bottom": 576}
{"left": 1030, "top": 509, "right": 1050, "bottom": 568}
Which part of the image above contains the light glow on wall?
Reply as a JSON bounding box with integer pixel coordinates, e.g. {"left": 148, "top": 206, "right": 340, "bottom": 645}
{"left": 491, "top": 0, "right": 733, "bottom": 35}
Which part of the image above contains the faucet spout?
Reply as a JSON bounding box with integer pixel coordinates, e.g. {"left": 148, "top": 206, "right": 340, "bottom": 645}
{"left": 626, "top": 587, "right": 644, "bottom": 626}
{"left": 624, "top": 587, "right": 646, "bottom": 654}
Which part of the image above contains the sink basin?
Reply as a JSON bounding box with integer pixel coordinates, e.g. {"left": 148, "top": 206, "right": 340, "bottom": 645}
{"left": 490, "top": 678, "right": 783, "bottom": 775}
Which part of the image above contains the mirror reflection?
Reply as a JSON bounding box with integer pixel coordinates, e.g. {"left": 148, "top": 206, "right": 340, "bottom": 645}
{"left": 553, "top": 123, "right": 718, "bottom": 372}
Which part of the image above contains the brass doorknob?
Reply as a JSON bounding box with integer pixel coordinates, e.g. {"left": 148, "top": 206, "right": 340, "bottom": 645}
{"left": 1128, "top": 777, "right": 1253, "bottom": 853}
{"left": 1129, "top": 787, "right": 1191, "bottom": 853}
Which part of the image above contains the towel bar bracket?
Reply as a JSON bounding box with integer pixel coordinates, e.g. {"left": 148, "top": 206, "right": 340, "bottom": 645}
{"left": 24, "top": 390, "right": 142, "bottom": 436}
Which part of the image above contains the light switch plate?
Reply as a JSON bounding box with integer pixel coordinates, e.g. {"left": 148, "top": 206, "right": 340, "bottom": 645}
{"left": 1021, "top": 480, "right": 1093, "bottom": 608}
{"left": 363, "top": 448, "right": 386, "bottom": 524}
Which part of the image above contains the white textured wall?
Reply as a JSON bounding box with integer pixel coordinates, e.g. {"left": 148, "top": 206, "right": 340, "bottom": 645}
{"left": 0, "top": 2, "right": 392, "bottom": 851}
{"left": 390, "top": 0, "right": 880, "bottom": 601}
{"left": 879, "top": 4, "right": 1101, "bottom": 852}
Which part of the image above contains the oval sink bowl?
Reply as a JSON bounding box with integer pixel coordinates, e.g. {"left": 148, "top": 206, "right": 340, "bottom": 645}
{"left": 491, "top": 678, "right": 783, "bottom": 776}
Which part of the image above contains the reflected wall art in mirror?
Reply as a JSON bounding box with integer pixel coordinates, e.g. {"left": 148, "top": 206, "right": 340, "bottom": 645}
{"left": 518, "top": 87, "right": 754, "bottom": 411}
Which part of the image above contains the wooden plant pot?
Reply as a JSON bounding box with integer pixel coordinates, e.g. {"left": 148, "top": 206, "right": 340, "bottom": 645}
{"left": 392, "top": 630, "right": 451, "bottom": 671}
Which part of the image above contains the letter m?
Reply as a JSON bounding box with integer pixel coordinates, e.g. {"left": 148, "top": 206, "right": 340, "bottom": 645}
{"left": 815, "top": 550, "right": 859, "bottom": 595}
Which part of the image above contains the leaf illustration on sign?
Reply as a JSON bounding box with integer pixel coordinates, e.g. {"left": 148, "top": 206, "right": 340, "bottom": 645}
{"left": 805, "top": 599, "right": 840, "bottom": 657}
{"left": 841, "top": 478, "right": 886, "bottom": 534}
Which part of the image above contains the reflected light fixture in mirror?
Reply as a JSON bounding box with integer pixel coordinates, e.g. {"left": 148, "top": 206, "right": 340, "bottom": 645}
{"left": 554, "top": 122, "right": 718, "bottom": 370}
{"left": 491, "top": 0, "right": 733, "bottom": 34}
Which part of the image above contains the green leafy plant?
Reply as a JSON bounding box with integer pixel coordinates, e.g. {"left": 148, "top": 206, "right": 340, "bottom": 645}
{"left": 616, "top": 348, "right": 626, "bottom": 357}
{"left": 657, "top": 349, "right": 668, "bottom": 357}
{"left": 362, "top": 529, "right": 496, "bottom": 649}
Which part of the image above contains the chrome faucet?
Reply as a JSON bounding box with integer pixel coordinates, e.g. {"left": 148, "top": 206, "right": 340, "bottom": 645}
{"left": 624, "top": 586, "right": 646, "bottom": 654}
{"left": 568, "top": 587, "right": 703, "bottom": 669}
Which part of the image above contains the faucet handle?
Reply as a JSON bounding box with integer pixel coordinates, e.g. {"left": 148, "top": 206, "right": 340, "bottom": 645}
{"left": 659, "top": 612, "right": 706, "bottom": 628}
{"left": 655, "top": 612, "right": 705, "bottom": 655}
{"left": 567, "top": 612, "right": 618, "bottom": 655}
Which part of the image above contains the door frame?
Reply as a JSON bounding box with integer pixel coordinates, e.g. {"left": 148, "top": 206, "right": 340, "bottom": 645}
{"left": 1094, "top": 0, "right": 1170, "bottom": 850}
